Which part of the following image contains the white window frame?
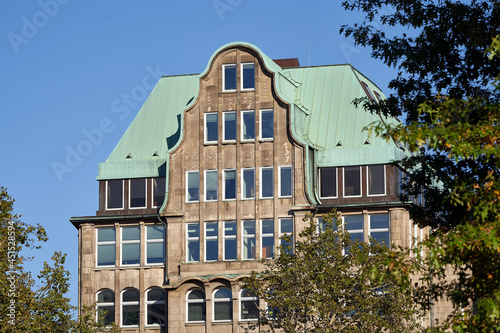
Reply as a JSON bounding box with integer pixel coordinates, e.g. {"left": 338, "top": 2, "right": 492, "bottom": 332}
{"left": 242, "top": 220, "right": 256, "bottom": 260}
{"left": 145, "top": 288, "right": 165, "bottom": 327}
{"left": 121, "top": 226, "right": 140, "bottom": 266}
{"left": 241, "top": 62, "right": 255, "bottom": 91}
{"left": 96, "top": 228, "right": 115, "bottom": 267}
{"left": 121, "top": 288, "right": 140, "bottom": 328}
{"left": 204, "top": 112, "right": 218, "bottom": 144}
{"left": 186, "top": 289, "right": 206, "bottom": 323}
{"left": 212, "top": 288, "right": 233, "bottom": 322}
{"left": 223, "top": 169, "right": 237, "bottom": 201}
{"left": 222, "top": 63, "right": 237, "bottom": 92}
{"left": 186, "top": 170, "right": 200, "bottom": 203}
{"left": 223, "top": 111, "right": 237, "bottom": 143}
{"left": 368, "top": 213, "right": 390, "bottom": 248}
{"left": 105, "top": 179, "right": 124, "bottom": 210}
{"left": 186, "top": 223, "right": 200, "bottom": 262}
{"left": 241, "top": 110, "right": 255, "bottom": 141}
{"left": 279, "top": 218, "right": 293, "bottom": 252}
{"left": 367, "top": 165, "right": 386, "bottom": 197}
{"left": 205, "top": 222, "right": 218, "bottom": 262}
{"left": 223, "top": 221, "right": 237, "bottom": 261}
{"left": 129, "top": 178, "right": 147, "bottom": 209}
{"left": 260, "top": 166, "right": 274, "bottom": 199}
{"left": 278, "top": 165, "right": 293, "bottom": 198}
{"left": 343, "top": 166, "right": 362, "bottom": 198}
{"left": 96, "top": 289, "right": 115, "bottom": 326}
{"left": 261, "top": 219, "right": 275, "bottom": 259}
{"left": 259, "top": 109, "right": 274, "bottom": 141}
{"left": 239, "top": 289, "right": 259, "bottom": 321}
{"left": 145, "top": 225, "right": 164, "bottom": 265}
{"left": 204, "top": 170, "right": 218, "bottom": 202}
{"left": 151, "top": 177, "right": 165, "bottom": 208}
{"left": 319, "top": 167, "right": 338, "bottom": 199}
{"left": 241, "top": 167, "right": 255, "bottom": 200}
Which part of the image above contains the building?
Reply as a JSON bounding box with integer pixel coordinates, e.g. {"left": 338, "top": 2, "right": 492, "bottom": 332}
{"left": 70, "top": 41, "right": 428, "bottom": 332}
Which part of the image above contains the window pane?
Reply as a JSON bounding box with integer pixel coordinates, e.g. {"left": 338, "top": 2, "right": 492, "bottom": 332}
{"left": 147, "top": 303, "right": 165, "bottom": 325}
{"left": 243, "top": 220, "right": 255, "bottom": 260}
{"left": 188, "top": 290, "right": 205, "bottom": 300}
{"left": 371, "top": 231, "right": 390, "bottom": 246}
{"left": 148, "top": 288, "right": 165, "bottom": 301}
{"left": 241, "top": 300, "right": 259, "bottom": 320}
{"left": 261, "top": 168, "right": 273, "bottom": 198}
{"left": 188, "top": 241, "right": 200, "bottom": 262}
{"left": 262, "top": 219, "right": 274, "bottom": 258}
{"left": 242, "top": 63, "right": 255, "bottom": 89}
{"left": 153, "top": 177, "right": 165, "bottom": 207}
{"left": 224, "top": 111, "right": 236, "bottom": 141}
{"left": 97, "top": 305, "right": 115, "bottom": 326}
{"left": 320, "top": 167, "right": 337, "bottom": 198}
{"left": 187, "top": 224, "right": 199, "bottom": 238}
{"left": 122, "top": 243, "right": 140, "bottom": 265}
{"left": 205, "top": 113, "right": 218, "bottom": 142}
{"left": 130, "top": 178, "right": 146, "bottom": 207}
{"left": 345, "top": 215, "right": 364, "bottom": 230}
{"left": 280, "top": 167, "right": 292, "bottom": 197}
{"left": 243, "top": 220, "right": 255, "bottom": 235}
{"left": 214, "top": 302, "right": 232, "bottom": 321}
{"left": 368, "top": 165, "right": 385, "bottom": 195}
{"left": 98, "top": 290, "right": 115, "bottom": 303}
{"left": 262, "top": 219, "right": 274, "bottom": 234}
{"left": 147, "top": 225, "right": 164, "bottom": 240}
{"left": 122, "top": 226, "right": 140, "bottom": 241}
{"left": 224, "top": 222, "right": 237, "bottom": 261}
{"left": 97, "top": 244, "right": 115, "bottom": 266}
{"left": 205, "top": 170, "right": 218, "bottom": 201}
{"left": 123, "top": 289, "right": 139, "bottom": 302}
{"left": 224, "top": 221, "right": 237, "bottom": 236}
{"left": 187, "top": 172, "right": 199, "bottom": 201}
{"left": 147, "top": 242, "right": 164, "bottom": 264}
{"left": 371, "top": 214, "right": 389, "bottom": 229}
{"left": 242, "top": 168, "right": 255, "bottom": 199}
{"left": 224, "top": 170, "right": 236, "bottom": 200}
{"left": 122, "top": 304, "right": 139, "bottom": 326}
{"left": 107, "top": 180, "right": 122, "bottom": 209}
{"left": 224, "top": 64, "right": 236, "bottom": 91}
{"left": 344, "top": 166, "right": 361, "bottom": 196}
{"left": 188, "top": 303, "right": 206, "bottom": 322}
{"left": 280, "top": 219, "right": 293, "bottom": 234}
{"left": 98, "top": 228, "right": 115, "bottom": 242}
{"left": 242, "top": 111, "right": 255, "bottom": 140}
{"left": 261, "top": 110, "right": 274, "bottom": 139}
{"left": 206, "top": 222, "right": 218, "bottom": 261}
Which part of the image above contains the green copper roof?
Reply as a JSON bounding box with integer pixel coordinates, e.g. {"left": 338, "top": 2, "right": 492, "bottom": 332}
{"left": 97, "top": 41, "right": 403, "bottom": 181}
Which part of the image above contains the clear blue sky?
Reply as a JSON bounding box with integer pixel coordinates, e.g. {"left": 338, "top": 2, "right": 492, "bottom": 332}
{"left": 0, "top": 0, "right": 397, "bottom": 308}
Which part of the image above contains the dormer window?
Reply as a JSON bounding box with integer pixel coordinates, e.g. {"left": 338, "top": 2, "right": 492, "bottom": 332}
{"left": 223, "top": 64, "right": 237, "bottom": 91}
{"left": 241, "top": 63, "right": 255, "bottom": 90}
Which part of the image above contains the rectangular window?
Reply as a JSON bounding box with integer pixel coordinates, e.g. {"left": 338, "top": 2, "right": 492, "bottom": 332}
{"left": 152, "top": 177, "right": 165, "bottom": 208}
{"left": 241, "top": 110, "right": 255, "bottom": 141}
{"left": 368, "top": 165, "right": 386, "bottom": 196}
{"left": 205, "top": 170, "right": 218, "bottom": 201}
{"left": 280, "top": 218, "right": 293, "bottom": 254}
{"left": 344, "top": 166, "right": 361, "bottom": 197}
{"left": 242, "top": 220, "right": 256, "bottom": 260}
{"left": 260, "top": 167, "right": 274, "bottom": 199}
{"left": 241, "top": 168, "right": 255, "bottom": 199}
{"left": 205, "top": 222, "right": 218, "bottom": 261}
{"left": 186, "top": 223, "right": 200, "bottom": 262}
{"left": 223, "top": 169, "right": 236, "bottom": 200}
{"left": 205, "top": 112, "right": 218, "bottom": 144}
{"left": 369, "top": 214, "right": 389, "bottom": 247}
{"left": 186, "top": 171, "right": 199, "bottom": 202}
{"left": 122, "top": 226, "right": 140, "bottom": 266}
{"left": 129, "top": 178, "right": 146, "bottom": 208}
{"left": 261, "top": 219, "right": 274, "bottom": 258}
{"left": 317, "top": 216, "right": 338, "bottom": 233}
{"left": 279, "top": 166, "right": 292, "bottom": 198}
{"left": 223, "top": 221, "right": 237, "bottom": 260}
{"left": 223, "top": 64, "right": 236, "bottom": 91}
{"left": 97, "top": 228, "right": 115, "bottom": 267}
{"left": 241, "top": 63, "right": 255, "bottom": 90}
{"left": 106, "top": 179, "right": 123, "bottom": 209}
{"left": 320, "top": 167, "right": 337, "bottom": 198}
{"left": 223, "top": 111, "right": 237, "bottom": 142}
{"left": 146, "top": 225, "right": 165, "bottom": 265}
{"left": 344, "top": 215, "right": 364, "bottom": 254}
{"left": 260, "top": 109, "right": 274, "bottom": 140}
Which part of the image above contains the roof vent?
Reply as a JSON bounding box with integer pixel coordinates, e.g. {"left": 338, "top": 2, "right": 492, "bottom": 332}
{"left": 336, "top": 141, "right": 343, "bottom": 147}
{"left": 364, "top": 139, "right": 371, "bottom": 145}
{"left": 152, "top": 151, "right": 159, "bottom": 157}
{"left": 126, "top": 153, "right": 132, "bottom": 159}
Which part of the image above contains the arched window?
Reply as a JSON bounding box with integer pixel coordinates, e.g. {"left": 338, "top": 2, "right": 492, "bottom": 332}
{"left": 96, "top": 289, "right": 115, "bottom": 326}
{"left": 121, "top": 288, "right": 140, "bottom": 327}
{"left": 240, "top": 289, "right": 259, "bottom": 321}
{"left": 213, "top": 288, "right": 232, "bottom": 322}
{"left": 186, "top": 289, "right": 206, "bottom": 323}
{"left": 146, "top": 287, "right": 165, "bottom": 326}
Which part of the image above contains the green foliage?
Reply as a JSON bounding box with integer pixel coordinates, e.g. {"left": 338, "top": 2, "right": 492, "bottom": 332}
{"left": 341, "top": 1, "right": 500, "bottom": 331}
{"left": 242, "top": 211, "right": 423, "bottom": 332}
{"left": 0, "top": 186, "right": 120, "bottom": 332}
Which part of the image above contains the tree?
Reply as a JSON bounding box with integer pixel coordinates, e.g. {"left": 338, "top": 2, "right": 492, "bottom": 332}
{"left": 241, "top": 211, "right": 422, "bottom": 333}
{"left": 341, "top": 1, "right": 500, "bottom": 331}
{"left": 0, "top": 186, "right": 120, "bottom": 332}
